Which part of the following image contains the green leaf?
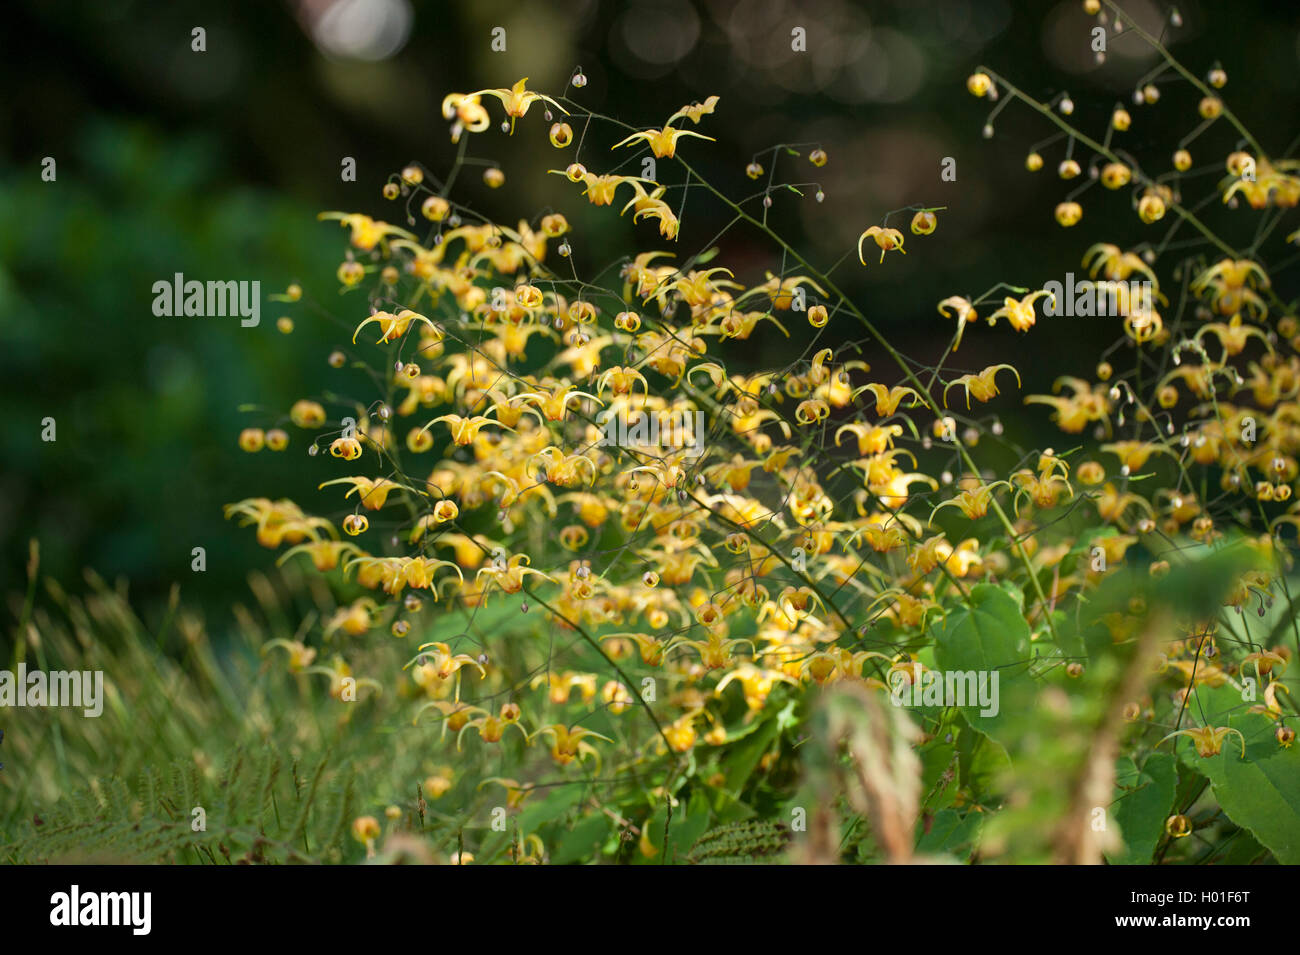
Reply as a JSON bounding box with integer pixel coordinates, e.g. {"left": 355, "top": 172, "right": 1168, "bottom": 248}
{"left": 932, "top": 584, "right": 1036, "bottom": 747}
{"left": 637, "top": 793, "right": 712, "bottom": 864}
{"left": 552, "top": 812, "right": 612, "bottom": 865}
{"left": 1106, "top": 752, "right": 1176, "bottom": 864}
{"left": 916, "top": 808, "right": 981, "bottom": 856}
{"left": 1195, "top": 714, "right": 1300, "bottom": 864}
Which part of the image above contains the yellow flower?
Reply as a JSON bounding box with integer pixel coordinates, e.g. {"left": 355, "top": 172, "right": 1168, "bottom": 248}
{"left": 470, "top": 77, "right": 567, "bottom": 133}
{"left": 529, "top": 724, "right": 611, "bottom": 770}
{"left": 930, "top": 481, "right": 1009, "bottom": 522}
{"left": 986, "top": 289, "right": 1054, "bottom": 333}
{"left": 317, "top": 212, "right": 415, "bottom": 251}
{"left": 1055, "top": 201, "right": 1083, "bottom": 226}
{"left": 352, "top": 308, "right": 436, "bottom": 344}
{"left": 1157, "top": 725, "right": 1246, "bottom": 759}
{"left": 318, "top": 476, "right": 399, "bottom": 511}
{"left": 614, "top": 125, "right": 714, "bottom": 159}
{"left": 857, "top": 226, "right": 906, "bottom": 264}
{"left": 937, "top": 295, "right": 978, "bottom": 350}
{"left": 966, "top": 72, "right": 993, "bottom": 97}
{"left": 475, "top": 553, "right": 556, "bottom": 597}
{"left": 669, "top": 95, "right": 720, "bottom": 125}
{"left": 263, "top": 638, "right": 317, "bottom": 673}
{"left": 1100, "top": 440, "right": 1171, "bottom": 474}
{"left": 943, "top": 364, "right": 1020, "bottom": 408}
{"left": 426, "top": 412, "right": 507, "bottom": 446}
{"left": 856, "top": 383, "right": 921, "bottom": 417}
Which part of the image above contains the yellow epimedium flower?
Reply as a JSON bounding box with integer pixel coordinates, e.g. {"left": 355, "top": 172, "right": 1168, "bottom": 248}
{"left": 857, "top": 226, "right": 906, "bottom": 264}
{"left": 303, "top": 655, "right": 381, "bottom": 702}
{"left": 323, "top": 598, "right": 381, "bottom": 639}
{"left": 677, "top": 629, "right": 755, "bottom": 670}
{"left": 352, "top": 816, "right": 381, "bottom": 857}
{"left": 1100, "top": 162, "right": 1132, "bottom": 189}
{"left": 619, "top": 181, "right": 681, "bottom": 239}
{"left": 549, "top": 122, "right": 574, "bottom": 147}
{"left": 1023, "top": 376, "right": 1111, "bottom": 433}
{"left": 906, "top": 534, "right": 951, "bottom": 576}
{"left": 1247, "top": 680, "right": 1292, "bottom": 720}
{"left": 910, "top": 210, "right": 938, "bottom": 235}
{"left": 529, "top": 724, "right": 611, "bottom": 771}
{"left": 945, "top": 538, "right": 984, "bottom": 576}
{"left": 458, "top": 707, "right": 528, "bottom": 749}
{"left": 795, "top": 398, "right": 830, "bottom": 425}
{"left": 943, "top": 364, "right": 1021, "bottom": 409}
{"left": 600, "top": 680, "right": 635, "bottom": 714}
{"left": 937, "top": 296, "right": 978, "bottom": 350}
{"left": 412, "top": 641, "right": 488, "bottom": 683}
{"left": 966, "top": 71, "right": 993, "bottom": 97}
{"left": 849, "top": 514, "right": 914, "bottom": 554}
{"left": 1100, "top": 440, "right": 1174, "bottom": 475}
{"left": 602, "top": 631, "right": 671, "bottom": 667}
{"left": 703, "top": 454, "right": 761, "bottom": 493}
{"left": 775, "top": 585, "right": 825, "bottom": 624}
{"left": 1222, "top": 156, "right": 1300, "bottom": 210}
{"left": 614, "top": 125, "right": 715, "bottom": 160}
{"left": 986, "top": 289, "right": 1055, "bottom": 333}
{"left": 929, "top": 481, "right": 1010, "bottom": 523}
{"left": 224, "top": 497, "right": 334, "bottom": 549}
{"left": 835, "top": 422, "right": 903, "bottom": 456}
{"left": 596, "top": 365, "right": 649, "bottom": 401}
{"left": 475, "top": 553, "right": 556, "bottom": 597}
{"left": 531, "top": 670, "right": 599, "bottom": 705}
{"left": 317, "top": 212, "right": 416, "bottom": 251}
{"left": 715, "top": 663, "right": 798, "bottom": 711}
{"left": 512, "top": 382, "right": 604, "bottom": 423}
{"left": 425, "top": 412, "right": 509, "bottom": 446}
{"left": 740, "top": 272, "right": 829, "bottom": 313}
{"left": 1192, "top": 258, "right": 1270, "bottom": 319}
{"left": 441, "top": 92, "right": 491, "bottom": 133}
{"left": 352, "top": 308, "right": 437, "bottom": 344}
{"left": 668, "top": 95, "right": 720, "bottom": 125}
{"left": 856, "top": 383, "right": 922, "bottom": 417}
{"left": 1010, "top": 455, "right": 1074, "bottom": 513}
{"left": 1196, "top": 314, "right": 1270, "bottom": 359}
{"left": 346, "top": 554, "right": 463, "bottom": 596}
{"left": 672, "top": 266, "right": 739, "bottom": 308}
{"left": 531, "top": 446, "right": 597, "bottom": 487}
{"left": 1055, "top": 201, "right": 1083, "bottom": 226}
{"left": 276, "top": 539, "right": 359, "bottom": 573}
{"left": 469, "top": 77, "right": 567, "bottom": 133}
{"left": 1138, "top": 192, "right": 1167, "bottom": 224}
{"left": 1082, "top": 243, "right": 1161, "bottom": 288}
{"left": 317, "top": 476, "right": 402, "bottom": 511}
{"left": 1157, "top": 724, "right": 1247, "bottom": 759}
{"left": 1242, "top": 649, "right": 1289, "bottom": 682}
{"left": 1094, "top": 482, "right": 1154, "bottom": 526}
{"left": 263, "top": 638, "right": 318, "bottom": 673}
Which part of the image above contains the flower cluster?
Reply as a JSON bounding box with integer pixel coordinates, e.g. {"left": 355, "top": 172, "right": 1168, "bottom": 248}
{"left": 227, "top": 4, "right": 1298, "bottom": 862}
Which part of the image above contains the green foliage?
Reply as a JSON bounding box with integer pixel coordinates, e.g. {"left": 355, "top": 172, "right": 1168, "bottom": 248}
{"left": 4, "top": 747, "right": 355, "bottom": 864}
{"left": 687, "top": 820, "right": 792, "bottom": 865}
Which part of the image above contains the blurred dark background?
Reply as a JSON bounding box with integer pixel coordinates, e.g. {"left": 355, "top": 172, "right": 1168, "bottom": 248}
{"left": 2, "top": 0, "right": 1298, "bottom": 634}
